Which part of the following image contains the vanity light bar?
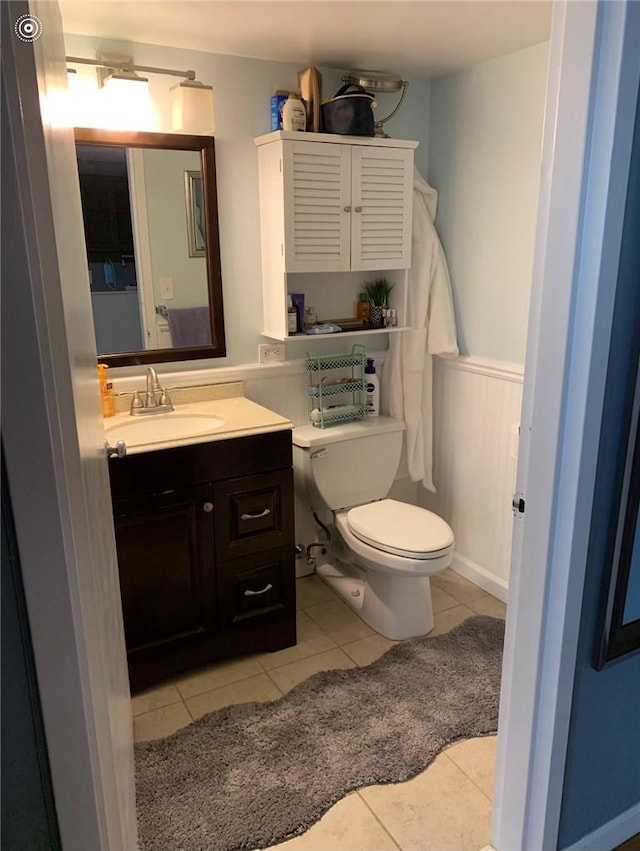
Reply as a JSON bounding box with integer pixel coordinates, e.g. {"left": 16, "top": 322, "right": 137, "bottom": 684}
{"left": 66, "top": 55, "right": 198, "bottom": 82}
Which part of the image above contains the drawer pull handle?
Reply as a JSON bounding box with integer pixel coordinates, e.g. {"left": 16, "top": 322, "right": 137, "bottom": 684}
{"left": 203, "top": 502, "right": 214, "bottom": 513}
{"left": 241, "top": 508, "right": 271, "bottom": 520}
{"left": 244, "top": 583, "right": 273, "bottom": 597}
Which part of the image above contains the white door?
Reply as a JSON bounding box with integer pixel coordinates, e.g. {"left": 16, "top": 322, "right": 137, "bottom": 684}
{"left": 3, "top": 1, "right": 137, "bottom": 848}
{"left": 350, "top": 146, "right": 414, "bottom": 271}
{"left": 284, "top": 139, "right": 351, "bottom": 272}
{"left": 493, "top": 2, "right": 640, "bottom": 849}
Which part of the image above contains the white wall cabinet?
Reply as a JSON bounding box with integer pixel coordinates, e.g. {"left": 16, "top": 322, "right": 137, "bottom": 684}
{"left": 255, "top": 131, "right": 418, "bottom": 340}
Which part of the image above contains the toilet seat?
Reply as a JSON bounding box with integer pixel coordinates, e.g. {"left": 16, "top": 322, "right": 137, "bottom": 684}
{"left": 346, "top": 499, "right": 454, "bottom": 559}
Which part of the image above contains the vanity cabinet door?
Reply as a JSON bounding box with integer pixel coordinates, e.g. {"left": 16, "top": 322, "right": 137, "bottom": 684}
{"left": 112, "top": 483, "right": 217, "bottom": 663}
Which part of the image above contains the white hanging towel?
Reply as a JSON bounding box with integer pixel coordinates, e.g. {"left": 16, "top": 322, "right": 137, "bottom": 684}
{"left": 381, "top": 167, "right": 458, "bottom": 492}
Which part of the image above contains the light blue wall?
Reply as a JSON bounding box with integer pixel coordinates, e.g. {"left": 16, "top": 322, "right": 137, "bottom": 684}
{"left": 559, "top": 64, "right": 640, "bottom": 847}
{"left": 428, "top": 42, "right": 549, "bottom": 364}
{"left": 64, "top": 33, "right": 430, "bottom": 372}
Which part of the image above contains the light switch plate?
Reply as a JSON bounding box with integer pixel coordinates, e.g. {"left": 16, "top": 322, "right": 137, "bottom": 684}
{"left": 159, "top": 277, "right": 174, "bottom": 299}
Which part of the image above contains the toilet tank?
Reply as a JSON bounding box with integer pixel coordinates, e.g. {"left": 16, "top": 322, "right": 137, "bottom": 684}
{"left": 292, "top": 417, "right": 404, "bottom": 511}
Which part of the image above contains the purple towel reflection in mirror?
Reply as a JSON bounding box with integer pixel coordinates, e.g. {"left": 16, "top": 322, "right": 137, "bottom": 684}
{"left": 167, "top": 307, "right": 212, "bottom": 347}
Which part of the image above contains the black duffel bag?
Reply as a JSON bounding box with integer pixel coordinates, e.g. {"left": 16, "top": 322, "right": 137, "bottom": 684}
{"left": 321, "top": 84, "right": 375, "bottom": 136}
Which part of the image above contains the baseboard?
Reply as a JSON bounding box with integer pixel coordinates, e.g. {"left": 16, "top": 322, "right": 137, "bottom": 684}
{"left": 295, "top": 561, "right": 315, "bottom": 579}
{"left": 560, "top": 801, "right": 640, "bottom": 851}
{"left": 451, "top": 553, "right": 509, "bottom": 604}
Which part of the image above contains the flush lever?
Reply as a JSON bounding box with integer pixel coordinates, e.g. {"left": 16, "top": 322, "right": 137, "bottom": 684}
{"left": 310, "top": 448, "right": 328, "bottom": 461}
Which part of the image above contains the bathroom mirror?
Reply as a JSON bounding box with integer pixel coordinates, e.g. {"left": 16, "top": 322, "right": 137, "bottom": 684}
{"left": 74, "top": 128, "right": 225, "bottom": 366}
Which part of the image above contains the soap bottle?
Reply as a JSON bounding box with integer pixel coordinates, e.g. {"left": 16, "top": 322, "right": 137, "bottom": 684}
{"left": 98, "top": 363, "right": 116, "bottom": 418}
{"left": 287, "top": 295, "right": 298, "bottom": 334}
{"left": 356, "top": 292, "right": 370, "bottom": 325}
{"left": 365, "top": 358, "right": 379, "bottom": 417}
{"left": 282, "top": 93, "right": 306, "bottom": 132}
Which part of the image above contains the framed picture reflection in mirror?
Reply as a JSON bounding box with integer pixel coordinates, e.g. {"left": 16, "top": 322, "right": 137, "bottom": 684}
{"left": 185, "top": 170, "right": 206, "bottom": 257}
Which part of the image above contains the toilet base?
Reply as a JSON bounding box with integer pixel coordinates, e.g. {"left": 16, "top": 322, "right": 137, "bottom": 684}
{"left": 316, "top": 559, "right": 435, "bottom": 641}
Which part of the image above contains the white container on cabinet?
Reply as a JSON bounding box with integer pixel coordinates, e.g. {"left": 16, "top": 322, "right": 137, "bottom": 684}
{"left": 255, "top": 131, "right": 418, "bottom": 341}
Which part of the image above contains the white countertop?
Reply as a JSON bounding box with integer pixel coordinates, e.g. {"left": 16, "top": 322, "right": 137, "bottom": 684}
{"left": 104, "top": 394, "right": 292, "bottom": 456}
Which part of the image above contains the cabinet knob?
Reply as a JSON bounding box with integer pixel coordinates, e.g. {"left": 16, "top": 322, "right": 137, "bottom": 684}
{"left": 354, "top": 205, "right": 363, "bottom": 213}
{"left": 105, "top": 439, "right": 126, "bottom": 459}
{"left": 343, "top": 205, "right": 352, "bottom": 212}
{"left": 202, "top": 502, "right": 214, "bottom": 513}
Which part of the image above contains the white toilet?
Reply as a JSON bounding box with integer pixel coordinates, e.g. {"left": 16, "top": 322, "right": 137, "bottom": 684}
{"left": 292, "top": 416, "right": 454, "bottom": 640}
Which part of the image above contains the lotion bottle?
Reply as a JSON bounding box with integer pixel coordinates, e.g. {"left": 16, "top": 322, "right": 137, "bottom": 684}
{"left": 282, "top": 93, "right": 306, "bottom": 132}
{"left": 365, "top": 358, "right": 379, "bottom": 417}
{"left": 98, "top": 363, "right": 116, "bottom": 418}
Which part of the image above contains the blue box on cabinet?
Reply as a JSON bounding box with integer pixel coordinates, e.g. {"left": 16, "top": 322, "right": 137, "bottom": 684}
{"left": 271, "top": 92, "right": 289, "bottom": 131}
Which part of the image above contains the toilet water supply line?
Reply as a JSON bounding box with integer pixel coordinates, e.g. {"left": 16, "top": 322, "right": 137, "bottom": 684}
{"left": 304, "top": 510, "right": 331, "bottom": 564}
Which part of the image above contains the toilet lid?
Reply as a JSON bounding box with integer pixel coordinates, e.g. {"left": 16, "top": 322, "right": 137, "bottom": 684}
{"left": 347, "top": 499, "right": 454, "bottom": 558}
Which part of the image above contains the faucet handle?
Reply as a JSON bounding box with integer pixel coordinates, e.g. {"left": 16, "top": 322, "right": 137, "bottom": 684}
{"left": 130, "top": 391, "right": 144, "bottom": 414}
{"left": 159, "top": 387, "right": 174, "bottom": 409}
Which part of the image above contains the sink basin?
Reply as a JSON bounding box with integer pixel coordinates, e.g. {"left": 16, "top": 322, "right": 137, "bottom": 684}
{"left": 105, "top": 412, "right": 226, "bottom": 447}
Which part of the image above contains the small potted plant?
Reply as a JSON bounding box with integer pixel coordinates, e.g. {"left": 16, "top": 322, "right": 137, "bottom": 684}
{"left": 363, "top": 278, "right": 395, "bottom": 328}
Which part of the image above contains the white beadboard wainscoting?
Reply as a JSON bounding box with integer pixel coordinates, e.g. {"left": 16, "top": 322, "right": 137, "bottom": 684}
{"left": 419, "top": 356, "right": 525, "bottom": 602}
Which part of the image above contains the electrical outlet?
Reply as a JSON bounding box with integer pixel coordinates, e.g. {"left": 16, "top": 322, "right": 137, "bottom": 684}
{"left": 258, "top": 343, "right": 285, "bottom": 363}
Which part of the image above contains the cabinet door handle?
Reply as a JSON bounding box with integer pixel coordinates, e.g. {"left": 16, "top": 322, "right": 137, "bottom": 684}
{"left": 202, "top": 502, "right": 214, "bottom": 513}
{"left": 354, "top": 205, "right": 363, "bottom": 212}
{"left": 244, "top": 583, "right": 273, "bottom": 597}
{"left": 343, "top": 205, "right": 352, "bottom": 212}
{"left": 241, "top": 508, "right": 271, "bottom": 520}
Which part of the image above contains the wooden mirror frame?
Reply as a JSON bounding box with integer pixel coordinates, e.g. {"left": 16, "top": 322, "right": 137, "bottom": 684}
{"left": 74, "top": 128, "right": 226, "bottom": 366}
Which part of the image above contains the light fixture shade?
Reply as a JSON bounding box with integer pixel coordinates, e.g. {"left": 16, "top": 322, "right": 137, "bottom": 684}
{"left": 99, "top": 72, "right": 153, "bottom": 130}
{"left": 171, "top": 80, "right": 215, "bottom": 135}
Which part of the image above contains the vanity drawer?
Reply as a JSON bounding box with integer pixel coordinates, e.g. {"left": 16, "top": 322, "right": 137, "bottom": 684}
{"left": 218, "top": 548, "right": 295, "bottom": 626}
{"left": 214, "top": 470, "right": 294, "bottom": 561}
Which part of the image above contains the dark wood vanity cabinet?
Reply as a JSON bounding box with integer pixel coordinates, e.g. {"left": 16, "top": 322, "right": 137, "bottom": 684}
{"left": 108, "top": 430, "right": 296, "bottom": 692}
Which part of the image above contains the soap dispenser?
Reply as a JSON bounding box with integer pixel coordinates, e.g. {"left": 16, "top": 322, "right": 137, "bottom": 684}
{"left": 365, "top": 358, "right": 379, "bottom": 417}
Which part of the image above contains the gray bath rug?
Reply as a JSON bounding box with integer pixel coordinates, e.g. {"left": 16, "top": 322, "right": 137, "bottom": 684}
{"left": 135, "top": 615, "right": 504, "bottom": 851}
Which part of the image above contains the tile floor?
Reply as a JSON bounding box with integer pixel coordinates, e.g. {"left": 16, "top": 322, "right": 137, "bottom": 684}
{"left": 132, "top": 568, "right": 507, "bottom": 850}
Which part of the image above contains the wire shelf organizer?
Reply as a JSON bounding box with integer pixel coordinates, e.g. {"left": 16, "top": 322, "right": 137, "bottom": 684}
{"left": 306, "top": 345, "right": 367, "bottom": 428}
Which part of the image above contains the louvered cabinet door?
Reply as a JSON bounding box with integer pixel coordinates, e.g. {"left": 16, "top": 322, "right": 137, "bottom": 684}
{"left": 350, "top": 146, "right": 414, "bottom": 271}
{"left": 283, "top": 140, "right": 352, "bottom": 272}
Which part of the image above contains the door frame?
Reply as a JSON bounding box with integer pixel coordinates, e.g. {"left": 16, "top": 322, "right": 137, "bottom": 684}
{"left": 493, "top": 2, "right": 640, "bottom": 849}
{"left": 2, "top": 1, "right": 137, "bottom": 848}
{"left": 127, "top": 148, "right": 160, "bottom": 349}
{"left": 6, "top": 1, "right": 638, "bottom": 850}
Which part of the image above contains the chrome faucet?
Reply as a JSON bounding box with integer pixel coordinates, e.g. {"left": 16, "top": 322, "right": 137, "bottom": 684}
{"left": 130, "top": 367, "right": 174, "bottom": 415}
{"left": 145, "top": 367, "right": 161, "bottom": 408}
